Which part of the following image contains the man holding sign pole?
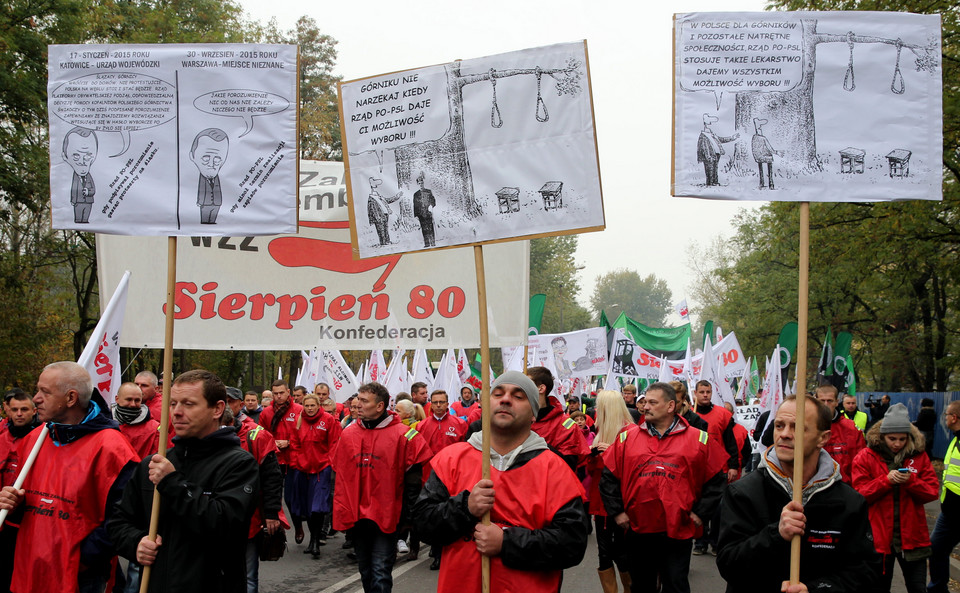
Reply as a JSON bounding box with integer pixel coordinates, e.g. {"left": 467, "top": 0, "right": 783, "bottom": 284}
{"left": 717, "top": 395, "right": 875, "bottom": 592}
{"left": 0, "top": 362, "right": 138, "bottom": 593}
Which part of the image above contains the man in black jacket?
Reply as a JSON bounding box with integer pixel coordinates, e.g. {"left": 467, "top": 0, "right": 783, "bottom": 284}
{"left": 108, "top": 370, "right": 259, "bottom": 593}
{"left": 717, "top": 395, "right": 876, "bottom": 593}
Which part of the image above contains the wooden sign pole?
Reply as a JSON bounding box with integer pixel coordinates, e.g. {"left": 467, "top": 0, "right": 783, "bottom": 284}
{"left": 139, "top": 236, "right": 177, "bottom": 593}
{"left": 789, "top": 202, "right": 810, "bottom": 584}
{"left": 473, "top": 245, "right": 492, "bottom": 593}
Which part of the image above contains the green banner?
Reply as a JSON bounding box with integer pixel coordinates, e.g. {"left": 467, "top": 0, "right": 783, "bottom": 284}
{"left": 529, "top": 293, "right": 546, "bottom": 336}
{"left": 612, "top": 313, "right": 691, "bottom": 360}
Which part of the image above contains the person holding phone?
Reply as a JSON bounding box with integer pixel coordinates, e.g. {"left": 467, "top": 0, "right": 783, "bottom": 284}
{"left": 852, "top": 403, "right": 939, "bottom": 593}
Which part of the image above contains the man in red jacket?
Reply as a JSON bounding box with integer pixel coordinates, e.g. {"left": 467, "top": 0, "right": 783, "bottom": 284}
{"left": 113, "top": 382, "right": 161, "bottom": 461}
{"left": 135, "top": 371, "right": 163, "bottom": 426}
{"left": 0, "top": 389, "right": 39, "bottom": 593}
{"left": 413, "top": 371, "right": 588, "bottom": 593}
{"left": 601, "top": 381, "right": 725, "bottom": 593}
{"left": 526, "top": 366, "right": 589, "bottom": 472}
{"left": 692, "top": 380, "right": 740, "bottom": 555}
{"left": 0, "top": 361, "right": 138, "bottom": 593}
{"left": 416, "top": 389, "right": 467, "bottom": 569}
{"left": 258, "top": 380, "right": 304, "bottom": 542}
{"left": 815, "top": 383, "right": 865, "bottom": 484}
{"left": 331, "top": 382, "right": 431, "bottom": 593}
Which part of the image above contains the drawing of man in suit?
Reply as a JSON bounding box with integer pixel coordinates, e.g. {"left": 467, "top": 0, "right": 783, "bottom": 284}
{"left": 412, "top": 171, "right": 436, "bottom": 248}
{"left": 190, "top": 128, "right": 229, "bottom": 224}
{"left": 367, "top": 177, "right": 402, "bottom": 246}
{"left": 63, "top": 127, "right": 98, "bottom": 224}
{"left": 697, "top": 114, "right": 739, "bottom": 186}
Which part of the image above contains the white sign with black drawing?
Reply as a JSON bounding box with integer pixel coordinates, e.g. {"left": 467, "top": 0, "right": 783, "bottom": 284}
{"left": 672, "top": 12, "right": 942, "bottom": 202}
{"left": 48, "top": 44, "right": 298, "bottom": 235}
{"left": 339, "top": 41, "right": 604, "bottom": 258}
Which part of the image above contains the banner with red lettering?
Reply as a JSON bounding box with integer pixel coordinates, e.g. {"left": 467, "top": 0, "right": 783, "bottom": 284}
{"left": 96, "top": 160, "right": 528, "bottom": 349}
{"left": 78, "top": 270, "right": 130, "bottom": 406}
{"left": 606, "top": 328, "right": 663, "bottom": 381}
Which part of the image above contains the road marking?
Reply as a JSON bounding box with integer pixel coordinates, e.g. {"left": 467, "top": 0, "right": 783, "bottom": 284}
{"left": 319, "top": 555, "right": 429, "bottom": 593}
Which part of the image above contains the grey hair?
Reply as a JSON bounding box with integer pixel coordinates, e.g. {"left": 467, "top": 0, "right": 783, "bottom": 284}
{"left": 44, "top": 361, "right": 93, "bottom": 407}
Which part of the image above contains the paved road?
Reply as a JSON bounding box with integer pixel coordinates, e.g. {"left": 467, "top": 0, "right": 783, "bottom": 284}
{"left": 260, "top": 528, "right": 918, "bottom": 593}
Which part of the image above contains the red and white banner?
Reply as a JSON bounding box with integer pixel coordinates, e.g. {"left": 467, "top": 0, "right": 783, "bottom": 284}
{"left": 96, "top": 161, "right": 528, "bottom": 349}
{"left": 78, "top": 270, "right": 130, "bottom": 406}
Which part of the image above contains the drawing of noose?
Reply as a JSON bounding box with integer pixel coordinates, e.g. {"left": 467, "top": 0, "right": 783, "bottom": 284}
{"left": 843, "top": 31, "right": 856, "bottom": 92}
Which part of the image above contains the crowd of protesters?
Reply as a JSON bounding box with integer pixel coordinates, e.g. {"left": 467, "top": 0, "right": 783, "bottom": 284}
{"left": 0, "top": 362, "right": 954, "bottom": 593}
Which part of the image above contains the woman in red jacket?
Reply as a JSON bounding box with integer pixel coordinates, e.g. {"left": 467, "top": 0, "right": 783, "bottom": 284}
{"left": 291, "top": 393, "right": 343, "bottom": 558}
{"left": 852, "top": 403, "right": 939, "bottom": 593}
{"left": 588, "top": 390, "right": 635, "bottom": 593}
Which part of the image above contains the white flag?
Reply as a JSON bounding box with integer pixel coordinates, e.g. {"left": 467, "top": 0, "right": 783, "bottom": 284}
{"left": 715, "top": 332, "right": 747, "bottom": 379}
{"left": 674, "top": 299, "right": 690, "bottom": 320}
{"left": 383, "top": 349, "right": 408, "bottom": 404}
{"left": 321, "top": 350, "right": 360, "bottom": 404}
{"left": 503, "top": 345, "right": 525, "bottom": 373}
{"left": 457, "top": 349, "right": 472, "bottom": 384}
{"left": 366, "top": 350, "right": 387, "bottom": 384}
{"left": 78, "top": 270, "right": 131, "bottom": 406}
{"left": 412, "top": 349, "right": 434, "bottom": 392}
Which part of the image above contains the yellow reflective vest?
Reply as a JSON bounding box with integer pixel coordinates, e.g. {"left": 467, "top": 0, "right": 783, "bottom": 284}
{"left": 941, "top": 436, "right": 960, "bottom": 502}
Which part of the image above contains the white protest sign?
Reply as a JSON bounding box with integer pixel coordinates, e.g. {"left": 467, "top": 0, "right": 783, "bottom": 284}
{"left": 529, "top": 328, "right": 608, "bottom": 383}
{"left": 715, "top": 331, "right": 747, "bottom": 379}
{"left": 339, "top": 41, "right": 604, "bottom": 258}
{"left": 608, "top": 328, "right": 663, "bottom": 381}
{"left": 673, "top": 12, "right": 942, "bottom": 202}
{"left": 49, "top": 44, "right": 298, "bottom": 235}
{"left": 96, "top": 160, "right": 528, "bottom": 349}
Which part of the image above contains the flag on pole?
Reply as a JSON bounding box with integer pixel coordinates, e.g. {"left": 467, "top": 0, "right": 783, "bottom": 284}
{"left": 529, "top": 294, "right": 547, "bottom": 335}
{"left": 320, "top": 350, "right": 361, "bottom": 404}
{"left": 832, "top": 331, "right": 853, "bottom": 393}
{"left": 457, "top": 349, "right": 472, "bottom": 385}
{"left": 777, "top": 322, "right": 798, "bottom": 386}
{"left": 383, "top": 349, "right": 408, "bottom": 403}
{"left": 412, "top": 349, "right": 434, "bottom": 392}
{"left": 816, "top": 327, "right": 834, "bottom": 385}
{"left": 366, "top": 350, "right": 387, "bottom": 384}
{"left": 674, "top": 299, "right": 689, "bottom": 321}
{"left": 78, "top": 270, "right": 131, "bottom": 406}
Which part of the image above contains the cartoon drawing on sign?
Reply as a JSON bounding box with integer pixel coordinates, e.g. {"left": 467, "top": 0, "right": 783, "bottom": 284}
{"left": 675, "top": 13, "right": 941, "bottom": 200}
{"left": 63, "top": 127, "right": 98, "bottom": 223}
{"left": 613, "top": 338, "right": 638, "bottom": 376}
{"left": 751, "top": 118, "right": 782, "bottom": 190}
{"left": 551, "top": 336, "right": 573, "bottom": 382}
{"left": 342, "top": 42, "right": 602, "bottom": 257}
{"left": 189, "top": 128, "right": 229, "bottom": 224}
{"left": 412, "top": 171, "right": 436, "bottom": 247}
{"left": 367, "top": 177, "right": 403, "bottom": 246}
{"left": 697, "top": 114, "right": 739, "bottom": 187}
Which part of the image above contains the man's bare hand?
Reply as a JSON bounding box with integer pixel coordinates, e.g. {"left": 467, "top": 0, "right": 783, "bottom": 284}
{"left": 778, "top": 500, "right": 806, "bottom": 541}
{"left": 781, "top": 580, "right": 808, "bottom": 593}
{"left": 467, "top": 479, "right": 495, "bottom": 518}
{"left": 473, "top": 523, "right": 503, "bottom": 557}
{"left": 137, "top": 535, "right": 163, "bottom": 566}
{"left": 148, "top": 454, "right": 175, "bottom": 485}
{"left": 265, "top": 519, "right": 280, "bottom": 535}
{"left": 0, "top": 487, "right": 23, "bottom": 512}
{"left": 613, "top": 512, "right": 630, "bottom": 529}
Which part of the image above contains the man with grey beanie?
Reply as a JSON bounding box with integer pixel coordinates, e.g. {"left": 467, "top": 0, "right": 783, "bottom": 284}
{"left": 413, "top": 371, "right": 589, "bottom": 593}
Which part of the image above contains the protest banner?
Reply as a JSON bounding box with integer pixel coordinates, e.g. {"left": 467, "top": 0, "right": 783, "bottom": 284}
{"left": 672, "top": 12, "right": 943, "bottom": 583}
{"left": 48, "top": 44, "right": 298, "bottom": 235}
{"left": 673, "top": 11, "right": 942, "bottom": 202}
{"left": 338, "top": 41, "right": 603, "bottom": 591}
{"left": 339, "top": 41, "right": 604, "bottom": 258}
{"left": 52, "top": 43, "right": 301, "bottom": 592}
{"left": 77, "top": 270, "right": 131, "bottom": 406}
{"left": 97, "top": 161, "right": 529, "bottom": 349}
{"left": 607, "top": 328, "right": 664, "bottom": 381}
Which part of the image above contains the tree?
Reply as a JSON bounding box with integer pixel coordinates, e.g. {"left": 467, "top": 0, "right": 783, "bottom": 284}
{"left": 590, "top": 269, "right": 672, "bottom": 327}
{"left": 529, "top": 236, "right": 591, "bottom": 333}
{"left": 394, "top": 58, "right": 584, "bottom": 219}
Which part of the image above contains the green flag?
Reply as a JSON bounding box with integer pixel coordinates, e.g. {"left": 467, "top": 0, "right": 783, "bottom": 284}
{"left": 702, "top": 321, "right": 715, "bottom": 348}
{"left": 777, "top": 321, "right": 798, "bottom": 384}
{"left": 612, "top": 313, "right": 691, "bottom": 359}
{"left": 599, "top": 310, "right": 612, "bottom": 331}
{"left": 833, "top": 331, "right": 853, "bottom": 393}
{"left": 529, "top": 294, "right": 546, "bottom": 336}
{"left": 816, "top": 328, "right": 834, "bottom": 382}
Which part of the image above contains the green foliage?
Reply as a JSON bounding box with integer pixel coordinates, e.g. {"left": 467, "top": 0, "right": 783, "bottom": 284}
{"left": 530, "top": 236, "right": 591, "bottom": 333}
{"left": 590, "top": 269, "right": 672, "bottom": 326}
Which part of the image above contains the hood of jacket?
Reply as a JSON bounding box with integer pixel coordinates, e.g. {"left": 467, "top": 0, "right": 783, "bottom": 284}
{"left": 467, "top": 429, "right": 548, "bottom": 471}
{"left": 866, "top": 419, "right": 925, "bottom": 467}
{"left": 759, "top": 444, "right": 841, "bottom": 506}
{"left": 171, "top": 426, "right": 242, "bottom": 457}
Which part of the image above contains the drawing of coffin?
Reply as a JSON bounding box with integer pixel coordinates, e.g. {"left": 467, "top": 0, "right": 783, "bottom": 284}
{"left": 839, "top": 147, "right": 865, "bottom": 174}
{"left": 539, "top": 181, "right": 563, "bottom": 210}
{"left": 886, "top": 149, "right": 911, "bottom": 178}
{"left": 496, "top": 187, "right": 520, "bottom": 213}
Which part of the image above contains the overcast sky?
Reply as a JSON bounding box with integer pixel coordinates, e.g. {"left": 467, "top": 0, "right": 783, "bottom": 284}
{"left": 239, "top": 0, "right": 767, "bottom": 324}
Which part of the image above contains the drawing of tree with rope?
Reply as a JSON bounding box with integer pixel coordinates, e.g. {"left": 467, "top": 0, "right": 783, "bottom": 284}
{"left": 393, "top": 57, "right": 583, "bottom": 219}
{"left": 727, "top": 18, "right": 939, "bottom": 176}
